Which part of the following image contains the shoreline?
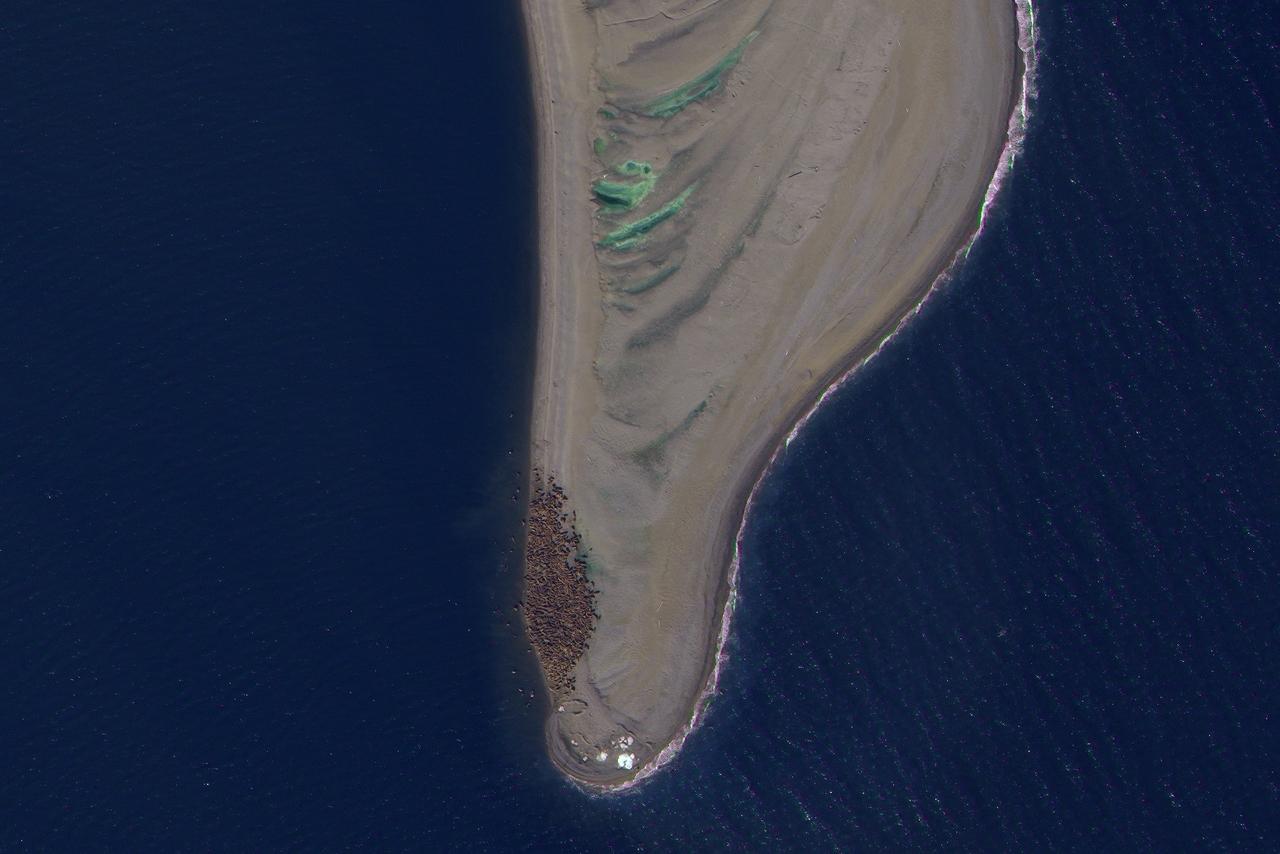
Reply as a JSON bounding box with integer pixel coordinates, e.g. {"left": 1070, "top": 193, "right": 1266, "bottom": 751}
{"left": 617, "top": 0, "right": 1040, "bottom": 793}
{"left": 520, "top": 0, "right": 1037, "bottom": 792}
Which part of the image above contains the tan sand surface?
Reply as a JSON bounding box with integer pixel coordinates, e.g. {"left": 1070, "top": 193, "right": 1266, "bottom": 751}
{"left": 522, "top": 0, "right": 1020, "bottom": 788}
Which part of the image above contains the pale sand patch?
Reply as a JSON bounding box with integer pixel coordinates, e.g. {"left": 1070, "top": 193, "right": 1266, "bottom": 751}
{"left": 522, "top": 0, "right": 1020, "bottom": 788}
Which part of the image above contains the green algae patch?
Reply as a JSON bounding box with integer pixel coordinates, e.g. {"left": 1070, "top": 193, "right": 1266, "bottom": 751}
{"left": 607, "top": 235, "right": 648, "bottom": 253}
{"left": 617, "top": 160, "right": 652, "bottom": 177}
{"left": 593, "top": 137, "right": 608, "bottom": 156}
{"left": 598, "top": 184, "right": 696, "bottom": 251}
{"left": 592, "top": 160, "right": 656, "bottom": 212}
{"left": 641, "top": 32, "right": 758, "bottom": 119}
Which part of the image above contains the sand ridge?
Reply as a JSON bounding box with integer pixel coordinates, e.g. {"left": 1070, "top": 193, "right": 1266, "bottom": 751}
{"left": 522, "top": 0, "right": 1020, "bottom": 788}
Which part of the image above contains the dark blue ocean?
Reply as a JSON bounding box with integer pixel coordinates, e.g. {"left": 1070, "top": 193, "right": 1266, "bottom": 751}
{"left": 3, "top": 1, "right": 1277, "bottom": 850}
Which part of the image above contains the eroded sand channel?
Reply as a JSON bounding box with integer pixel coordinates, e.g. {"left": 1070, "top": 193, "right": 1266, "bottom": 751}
{"left": 521, "top": 0, "right": 1020, "bottom": 788}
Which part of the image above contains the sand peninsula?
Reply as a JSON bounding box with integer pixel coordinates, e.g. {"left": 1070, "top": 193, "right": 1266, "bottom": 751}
{"left": 521, "top": 0, "right": 1022, "bottom": 789}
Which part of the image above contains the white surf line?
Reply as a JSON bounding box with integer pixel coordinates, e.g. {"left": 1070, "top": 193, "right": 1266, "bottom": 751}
{"left": 603, "top": 0, "right": 1040, "bottom": 795}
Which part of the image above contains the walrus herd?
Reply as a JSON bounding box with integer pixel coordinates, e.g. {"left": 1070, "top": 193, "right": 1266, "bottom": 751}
{"left": 521, "top": 473, "right": 598, "bottom": 696}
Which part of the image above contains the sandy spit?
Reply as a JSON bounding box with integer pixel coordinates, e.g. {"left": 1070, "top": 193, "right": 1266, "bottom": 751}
{"left": 521, "top": 0, "right": 1029, "bottom": 790}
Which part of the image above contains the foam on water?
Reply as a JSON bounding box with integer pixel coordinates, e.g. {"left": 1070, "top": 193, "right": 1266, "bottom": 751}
{"left": 609, "top": 0, "right": 1040, "bottom": 795}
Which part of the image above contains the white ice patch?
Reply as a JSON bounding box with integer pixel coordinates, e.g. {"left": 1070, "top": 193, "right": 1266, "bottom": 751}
{"left": 596, "top": 751, "right": 608, "bottom": 763}
{"left": 617, "top": 753, "right": 634, "bottom": 770}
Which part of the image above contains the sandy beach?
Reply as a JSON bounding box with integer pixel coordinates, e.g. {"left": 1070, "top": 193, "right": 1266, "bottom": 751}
{"left": 521, "top": 0, "right": 1021, "bottom": 788}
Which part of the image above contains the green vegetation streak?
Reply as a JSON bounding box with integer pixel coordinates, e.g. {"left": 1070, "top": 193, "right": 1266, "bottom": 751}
{"left": 592, "top": 160, "right": 657, "bottom": 212}
{"left": 598, "top": 184, "right": 696, "bottom": 251}
{"left": 641, "top": 31, "right": 759, "bottom": 119}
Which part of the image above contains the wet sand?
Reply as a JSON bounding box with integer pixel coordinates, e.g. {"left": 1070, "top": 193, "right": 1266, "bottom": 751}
{"left": 521, "top": 0, "right": 1022, "bottom": 788}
